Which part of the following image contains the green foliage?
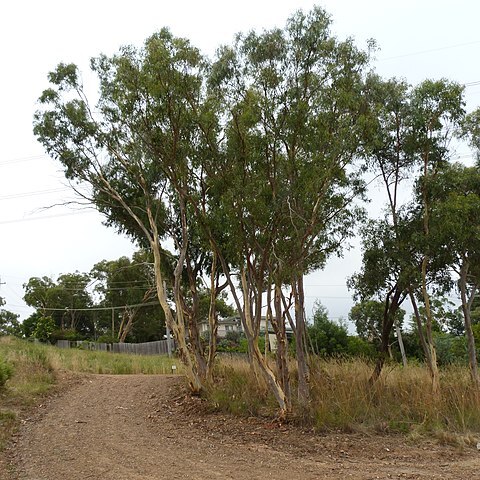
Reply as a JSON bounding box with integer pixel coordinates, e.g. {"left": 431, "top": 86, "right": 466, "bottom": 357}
{"left": 349, "top": 300, "right": 405, "bottom": 348}
{"left": 0, "top": 356, "right": 13, "bottom": 388}
{"left": 33, "top": 316, "right": 56, "bottom": 342}
{"left": 23, "top": 273, "right": 94, "bottom": 337}
{"left": 346, "top": 336, "right": 376, "bottom": 358}
{"left": 434, "top": 333, "right": 468, "bottom": 366}
{"left": 216, "top": 332, "right": 264, "bottom": 354}
{"left": 307, "top": 303, "right": 348, "bottom": 356}
{"left": 50, "top": 328, "right": 83, "bottom": 342}
{"left": 0, "top": 309, "right": 22, "bottom": 337}
{"left": 22, "top": 312, "right": 41, "bottom": 338}
{"left": 198, "top": 291, "right": 235, "bottom": 322}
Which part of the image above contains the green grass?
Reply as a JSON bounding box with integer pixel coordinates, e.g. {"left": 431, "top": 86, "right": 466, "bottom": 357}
{"left": 47, "top": 345, "right": 182, "bottom": 375}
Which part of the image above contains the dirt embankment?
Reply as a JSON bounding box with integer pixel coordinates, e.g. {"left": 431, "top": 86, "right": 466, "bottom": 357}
{"left": 4, "top": 374, "right": 480, "bottom": 479}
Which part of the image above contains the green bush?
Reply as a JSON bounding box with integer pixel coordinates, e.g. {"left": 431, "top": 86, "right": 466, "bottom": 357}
{"left": 0, "top": 356, "right": 13, "bottom": 388}
{"left": 50, "top": 328, "right": 84, "bottom": 342}
{"left": 33, "top": 316, "right": 56, "bottom": 343}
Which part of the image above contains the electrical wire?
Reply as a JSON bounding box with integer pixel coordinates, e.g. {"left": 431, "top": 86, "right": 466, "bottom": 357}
{"left": 0, "top": 188, "right": 70, "bottom": 201}
{"left": 0, "top": 210, "right": 93, "bottom": 225}
{"left": 0, "top": 155, "right": 48, "bottom": 167}
{"left": 5, "top": 301, "right": 160, "bottom": 312}
{"left": 378, "top": 40, "right": 480, "bottom": 62}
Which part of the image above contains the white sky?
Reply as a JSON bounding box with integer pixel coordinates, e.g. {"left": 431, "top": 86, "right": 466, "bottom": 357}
{"left": 1, "top": 0, "right": 480, "bottom": 323}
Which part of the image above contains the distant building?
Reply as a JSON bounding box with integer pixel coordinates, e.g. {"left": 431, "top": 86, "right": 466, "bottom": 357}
{"left": 198, "top": 315, "right": 293, "bottom": 351}
{"left": 198, "top": 316, "right": 242, "bottom": 338}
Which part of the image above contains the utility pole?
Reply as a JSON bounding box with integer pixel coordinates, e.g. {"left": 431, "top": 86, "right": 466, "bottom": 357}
{"left": 164, "top": 281, "right": 172, "bottom": 357}
{"left": 0, "top": 277, "right": 5, "bottom": 305}
{"left": 111, "top": 307, "right": 115, "bottom": 340}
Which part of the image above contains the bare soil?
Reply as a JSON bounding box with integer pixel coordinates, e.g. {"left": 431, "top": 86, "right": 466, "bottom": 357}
{"left": 3, "top": 374, "right": 480, "bottom": 479}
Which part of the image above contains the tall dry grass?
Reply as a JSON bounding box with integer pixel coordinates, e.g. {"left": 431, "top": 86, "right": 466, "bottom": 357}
{"left": 208, "top": 355, "right": 480, "bottom": 435}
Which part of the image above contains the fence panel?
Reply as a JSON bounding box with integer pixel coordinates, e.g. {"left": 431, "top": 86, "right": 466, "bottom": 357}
{"left": 56, "top": 339, "right": 175, "bottom": 356}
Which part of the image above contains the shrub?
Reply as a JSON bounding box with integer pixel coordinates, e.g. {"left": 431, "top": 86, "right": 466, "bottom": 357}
{"left": 0, "top": 356, "right": 13, "bottom": 388}
{"left": 33, "top": 316, "right": 56, "bottom": 343}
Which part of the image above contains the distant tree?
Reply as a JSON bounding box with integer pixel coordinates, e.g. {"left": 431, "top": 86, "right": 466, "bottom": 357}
{"left": 91, "top": 250, "right": 165, "bottom": 343}
{"left": 307, "top": 302, "right": 348, "bottom": 356}
{"left": 349, "top": 299, "right": 405, "bottom": 350}
{"left": 0, "top": 310, "right": 22, "bottom": 337}
{"left": 23, "top": 273, "right": 94, "bottom": 338}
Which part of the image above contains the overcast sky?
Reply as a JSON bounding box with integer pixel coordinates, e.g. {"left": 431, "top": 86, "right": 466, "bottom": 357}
{"left": 1, "top": 0, "right": 479, "bottom": 323}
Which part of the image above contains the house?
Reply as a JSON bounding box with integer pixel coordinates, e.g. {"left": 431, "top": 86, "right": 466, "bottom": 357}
{"left": 198, "top": 315, "right": 293, "bottom": 351}
{"left": 198, "top": 316, "right": 242, "bottom": 339}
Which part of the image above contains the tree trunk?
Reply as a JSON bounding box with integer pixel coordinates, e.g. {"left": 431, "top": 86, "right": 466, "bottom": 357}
{"left": 421, "top": 257, "right": 440, "bottom": 394}
{"left": 148, "top": 208, "right": 203, "bottom": 394}
{"left": 459, "top": 261, "right": 480, "bottom": 389}
{"left": 240, "top": 269, "right": 289, "bottom": 417}
{"left": 292, "top": 276, "right": 309, "bottom": 406}
{"left": 409, "top": 287, "right": 439, "bottom": 393}
{"left": 118, "top": 310, "right": 135, "bottom": 343}
{"left": 370, "top": 288, "right": 402, "bottom": 384}
{"left": 396, "top": 322, "right": 408, "bottom": 368}
{"left": 206, "top": 250, "right": 219, "bottom": 383}
{"left": 272, "top": 283, "right": 290, "bottom": 404}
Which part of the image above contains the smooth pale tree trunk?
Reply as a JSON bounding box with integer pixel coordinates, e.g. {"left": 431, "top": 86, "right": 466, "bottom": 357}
{"left": 409, "top": 287, "right": 439, "bottom": 394}
{"left": 396, "top": 322, "right": 408, "bottom": 368}
{"left": 185, "top": 287, "right": 207, "bottom": 381}
{"left": 213, "top": 248, "right": 289, "bottom": 416}
{"left": 118, "top": 310, "right": 135, "bottom": 343}
{"left": 240, "top": 269, "right": 289, "bottom": 417}
{"left": 421, "top": 258, "right": 440, "bottom": 394}
{"left": 459, "top": 262, "right": 480, "bottom": 389}
{"left": 419, "top": 159, "right": 440, "bottom": 394}
{"left": 148, "top": 208, "right": 203, "bottom": 394}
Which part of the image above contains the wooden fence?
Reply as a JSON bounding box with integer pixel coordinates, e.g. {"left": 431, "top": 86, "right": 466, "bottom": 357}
{"left": 56, "top": 339, "right": 175, "bottom": 356}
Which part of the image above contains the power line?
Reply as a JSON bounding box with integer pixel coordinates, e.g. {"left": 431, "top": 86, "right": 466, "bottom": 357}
{"left": 59, "top": 301, "right": 161, "bottom": 312}
{"left": 0, "top": 188, "right": 70, "bottom": 201}
{"left": 0, "top": 210, "right": 93, "bottom": 225}
{"left": 378, "top": 39, "right": 480, "bottom": 62}
{"left": 464, "top": 80, "right": 480, "bottom": 88}
{"left": 7, "top": 300, "right": 160, "bottom": 312}
{"left": 0, "top": 154, "right": 48, "bottom": 167}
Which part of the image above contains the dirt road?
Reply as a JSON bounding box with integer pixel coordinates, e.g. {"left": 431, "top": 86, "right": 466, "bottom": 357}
{"left": 6, "top": 375, "right": 480, "bottom": 479}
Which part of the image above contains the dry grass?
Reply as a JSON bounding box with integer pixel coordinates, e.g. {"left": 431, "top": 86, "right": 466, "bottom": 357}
{"left": 208, "top": 355, "right": 480, "bottom": 436}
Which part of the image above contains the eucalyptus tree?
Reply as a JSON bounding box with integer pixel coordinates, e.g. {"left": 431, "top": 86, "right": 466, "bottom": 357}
{"left": 348, "top": 216, "right": 414, "bottom": 380}
{"left": 408, "top": 79, "right": 465, "bottom": 393}
{"left": 350, "top": 76, "right": 415, "bottom": 381}
{"left": 33, "top": 30, "right": 215, "bottom": 392}
{"left": 353, "top": 77, "right": 467, "bottom": 390}
{"left": 206, "top": 6, "right": 372, "bottom": 411}
{"left": 427, "top": 163, "right": 480, "bottom": 388}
